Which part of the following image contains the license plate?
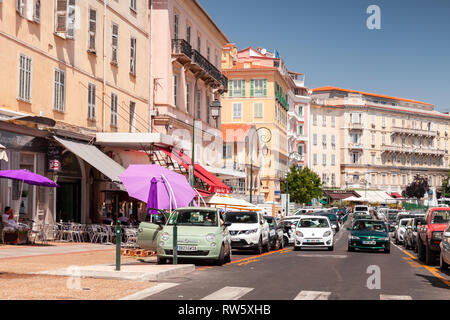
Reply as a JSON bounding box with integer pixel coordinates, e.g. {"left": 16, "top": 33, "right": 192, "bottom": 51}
{"left": 363, "top": 241, "right": 376, "bottom": 245}
{"left": 306, "top": 239, "right": 320, "bottom": 243}
{"left": 177, "top": 245, "right": 197, "bottom": 251}
{"left": 231, "top": 237, "right": 240, "bottom": 242}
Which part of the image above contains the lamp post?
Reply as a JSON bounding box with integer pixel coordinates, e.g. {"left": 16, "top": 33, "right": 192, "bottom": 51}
{"left": 249, "top": 127, "right": 272, "bottom": 204}
{"left": 285, "top": 151, "right": 302, "bottom": 216}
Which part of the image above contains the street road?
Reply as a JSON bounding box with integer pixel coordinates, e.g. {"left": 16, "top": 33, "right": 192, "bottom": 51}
{"left": 141, "top": 215, "right": 450, "bottom": 300}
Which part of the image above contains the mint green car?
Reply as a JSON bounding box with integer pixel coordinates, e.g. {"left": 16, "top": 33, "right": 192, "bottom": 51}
{"left": 137, "top": 207, "right": 232, "bottom": 265}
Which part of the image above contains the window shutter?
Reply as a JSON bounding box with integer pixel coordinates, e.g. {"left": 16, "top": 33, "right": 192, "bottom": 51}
{"left": 250, "top": 79, "right": 254, "bottom": 97}
{"left": 130, "top": 37, "right": 136, "bottom": 74}
{"left": 229, "top": 80, "right": 233, "bottom": 97}
{"left": 241, "top": 80, "right": 245, "bottom": 97}
{"left": 263, "top": 79, "right": 267, "bottom": 96}
{"left": 67, "top": 0, "right": 76, "bottom": 39}
{"left": 16, "top": 0, "right": 25, "bottom": 16}
{"left": 55, "top": 0, "right": 68, "bottom": 33}
{"left": 111, "top": 23, "right": 119, "bottom": 64}
{"left": 88, "top": 9, "right": 97, "bottom": 52}
{"left": 33, "top": 0, "right": 41, "bottom": 23}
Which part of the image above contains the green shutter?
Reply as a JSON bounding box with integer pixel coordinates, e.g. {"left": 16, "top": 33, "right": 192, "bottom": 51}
{"left": 263, "top": 79, "right": 267, "bottom": 96}
{"left": 250, "top": 79, "right": 254, "bottom": 97}
{"left": 241, "top": 80, "right": 245, "bottom": 97}
{"left": 229, "top": 80, "right": 233, "bottom": 97}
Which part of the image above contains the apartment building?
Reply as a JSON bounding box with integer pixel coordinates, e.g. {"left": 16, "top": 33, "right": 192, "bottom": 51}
{"left": 221, "top": 45, "right": 290, "bottom": 203}
{"left": 310, "top": 87, "right": 450, "bottom": 194}
{"left": 0, "top": 0, "right": 150, "bottom": 224}
{"left": 287, "top": 72, "right": 310, "bottom": 168}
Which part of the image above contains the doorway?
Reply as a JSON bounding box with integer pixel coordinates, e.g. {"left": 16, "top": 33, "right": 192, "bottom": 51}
{"left": 56, "top": 181, "right": 81, "bottom": 223}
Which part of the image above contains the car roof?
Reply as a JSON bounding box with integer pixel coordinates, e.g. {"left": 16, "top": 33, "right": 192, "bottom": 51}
{"left": 177, "top": 207, "right": 218, "bottom": 212}
{"left": 300, "top": 215, "right": 330, "bottom": 220}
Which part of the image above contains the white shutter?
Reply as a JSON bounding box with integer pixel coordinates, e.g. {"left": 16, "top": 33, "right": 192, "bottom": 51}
{"left": 88, "top": 8, "right": 97, "bottom": 52}
{"left": 33, "top": 0, "right": 41, "bottom": 23}
{"left": 55, "top": 0, "right": 68, "bottom": 33}
{"left": 130, "top": 37, "right": 136, "bottom": 74}
{"left": 16, "top": 0, "right": 25, "bottom": 16}
{"left": 67, "top": 0, "right": 76, "bottom": 39}
{"left": 111, "top": 23, "right": 119, "bottom": 64}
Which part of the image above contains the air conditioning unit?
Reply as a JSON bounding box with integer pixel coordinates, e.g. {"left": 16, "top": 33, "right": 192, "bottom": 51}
{"left": 150, "top": 110, "right": 159, "bottom": 117}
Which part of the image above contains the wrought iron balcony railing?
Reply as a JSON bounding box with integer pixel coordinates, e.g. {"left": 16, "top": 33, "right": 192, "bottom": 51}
{"left": 171, "top": 39, "right": 192, "bottom": 58}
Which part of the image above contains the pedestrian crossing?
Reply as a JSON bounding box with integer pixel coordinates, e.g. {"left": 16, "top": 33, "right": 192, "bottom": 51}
{"left": 123, "top": 284, "right": 413, "bottom": 300}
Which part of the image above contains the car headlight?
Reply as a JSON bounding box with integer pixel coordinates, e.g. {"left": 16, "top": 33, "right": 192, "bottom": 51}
{"left": 159, "top": 241, "right": 165, "bottom": 247}
{"left": 296, "top": 230, "right": 304, "bottom": 237}
{"left": 206, "top": 233, "right": 216, "bottom": 242}
{"left": 323, "top": 231, "right": 332, "bottom": 237}
{"left": 349, "top": 235, "right": 360, "bottom": 240}
{"left": 432, "top": 231, "right": 443, "bottom": 240}
{"left": 244, "top": 229, "right": 258, "bottom": 235}
{"left": 161, "top": 232, "right": 170, "bottom": 241}
{"left": 210, "top": 242, "right": 217, "bottom": 247}
{"left": 380, "top": 237, "right": 390, "bottom": 241}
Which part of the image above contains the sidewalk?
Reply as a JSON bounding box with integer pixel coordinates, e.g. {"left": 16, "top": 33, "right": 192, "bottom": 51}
{"left": 0, "top": 242, "right": 195, "bottom": 300}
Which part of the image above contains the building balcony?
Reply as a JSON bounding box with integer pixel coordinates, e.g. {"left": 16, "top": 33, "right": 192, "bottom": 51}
{"left": 348, "top": 122, "right": 364, "bottom": 130}
{"left": 288, "top": 110, "right": 304, "bottom": 122}
{"left": 171, "top": 39, "right": 228, "bottom": 93}
{"left": 287, "top": 132, "right": 308, "bottom": 142}
{"left": 383, "top": 144, "right": 446, "bottom": 156}
{"left": 391, "top": 126, "right": 437, "bottom": 138}
{"left": 349, "top": 143, "right": 363, "bottom": 150}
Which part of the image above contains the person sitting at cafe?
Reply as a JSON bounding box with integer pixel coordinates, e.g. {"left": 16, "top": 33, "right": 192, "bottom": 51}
{"left": 2, "top": 206, "right": 29, "bottom": 233}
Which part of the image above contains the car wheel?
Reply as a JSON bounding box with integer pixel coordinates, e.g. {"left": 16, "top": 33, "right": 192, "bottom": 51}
{"left": 256, "top": 238, "right": 263, "bottom": 255}
{"left": 283, "top": 236, "right": 289, "bottom": 248}
{"left": 280, "top": 237, "right": 284, "bottom": 249}
{"left": 294, "top": 246, "right": 301, "bottom": 251}
{"left": 425, "top": 244, "right": 435, "bottom": 266}
{"left": 216, "top": 244, "right": 225, "bottom": 266}
{"left": 274, "top": 238, "right": 281, "bottom": 250}
{"left": 263, "top": 240, "right": 270, "bottom": 253}
{"left": 328, "top": 245, "right": 334, "bottom": 251}
{"left": 440, "top": 253, "right": 449, "bottom": 271}
{"left": 348, "top": 246, "right": 354, "bottom": 252}
{"left": 395, "top": 236, "right": 399, "bottom": 245}
{"left": 384, "top": 247, "right": 390, "bottom": 254}
{"left": 156, "top": 256, "right": 166, "bottom": 265}
{"left": 224, "top": 245, "right": 231, "bottom": 264}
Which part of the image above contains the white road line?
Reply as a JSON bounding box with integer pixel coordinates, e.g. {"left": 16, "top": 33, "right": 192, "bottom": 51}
{"left": 294, "top": 291, "right": 331, "bottom": 300}
{"left": 296, "top": 254, "right": 348, "bottom": 259}
{"left": 118, "top": 282, "right": 179, "bottom": 300}
{"left": 380, "top": 294, "right": 412, "bottom": 300}
{"left": 201, "top": 286, "right": 254, "bottom": 300}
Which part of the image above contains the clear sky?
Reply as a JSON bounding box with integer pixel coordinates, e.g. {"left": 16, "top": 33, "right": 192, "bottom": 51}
{"left": 198, "top": 0, "right": 450, "bottom": 111}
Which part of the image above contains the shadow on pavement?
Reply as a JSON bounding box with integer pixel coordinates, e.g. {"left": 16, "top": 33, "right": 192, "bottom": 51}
{"left": 415, "top": 273, "right": 449, "bottom": 290}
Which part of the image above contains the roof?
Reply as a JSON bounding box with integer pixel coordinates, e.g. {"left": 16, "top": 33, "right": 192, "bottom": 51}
{"left": 224, "top": 62, "right": 276, "bottom": 71}
{"left": 192, "top": 0, "right": 230, "bottom": 44}
{"left": 312, "top": 86, "right": 433, "bottom": 106}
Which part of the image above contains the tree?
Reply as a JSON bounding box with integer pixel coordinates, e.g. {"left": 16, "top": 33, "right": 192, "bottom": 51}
{"left": 281, "top": 166, "right": 322, "bottom": 204}
{"left": 402, "top": 174, "right": 429, "bottom": 201}
{"left": 441, "top": 172, "right": 450, "bottom": 198}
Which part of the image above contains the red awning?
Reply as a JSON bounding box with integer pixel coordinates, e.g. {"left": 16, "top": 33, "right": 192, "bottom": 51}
{"left": 391, "top": 192, "right": 402, "bottom": 198}
{"left": 157, "top": 147, "right": 231, "bottom": 194}
{"left": 196, "top": 189, "right": 211, "bottom": 197}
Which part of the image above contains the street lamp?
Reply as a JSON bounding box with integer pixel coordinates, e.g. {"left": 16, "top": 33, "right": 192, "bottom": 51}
{"left": 249, "top": 127, "right": 272, "bottom": 204}
{"left": 285, "top": 151, "right": 302, "bottom": 216}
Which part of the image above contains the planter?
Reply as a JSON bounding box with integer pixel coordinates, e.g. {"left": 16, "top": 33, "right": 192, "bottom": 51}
{"left": 3, "top": 231, "right": 28, "bottom": 245}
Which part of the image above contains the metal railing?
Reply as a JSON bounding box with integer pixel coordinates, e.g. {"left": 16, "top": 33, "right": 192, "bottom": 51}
{"left": 171, "top": 39, "right": 192, "bottom": 58}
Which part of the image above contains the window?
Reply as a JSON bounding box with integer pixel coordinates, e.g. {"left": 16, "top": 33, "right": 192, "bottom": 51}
{"left": 313, "top": 113, "right": 317, "bottom": 126}
{"left": 298, "top": 105, "right": 303, "bottom": 117}
{"left": 207, "top": 46, "right": 210, "bottom": 61}
{"left": 252, "top": 79, "right": 265, "bottom": 97}
{"left": 331, "top": 173, "right": 336, "bottom": 186}
{"left": 351, "top": 152, "right": 360, "bottom": 164}
{"left": 129, "top": 101, "right": 136, "bottom": 132}
{"left": 186, "top": 25, "right": 191, "bottom": 44}
{"left": 53, "top": 68, "right": 65, "bottom": 111}
{"left": 331, "top": 154, "right": 336, "bottom": 166}
{"left": 371, "top": 115, "right": 376, "bottom": 128}
{"left": 229, "top": 80, "right": 245, "bottom": 97}
{"left": 110, "top": 92, "right": 118, "bottom": 126}
{"left": 391, "top": 135, "right": 395, "bottom": 145}
{"left": 331, "top": 135, "right": 336, "bottom": 148}
{"left": 322, "top": 115, "right": 326, "bottom": 127}
{"left": 298, "top": 125, "right": 303, "bottom": 136}
{"left": 88, "top": 8, "right": 97, "bottom": 52}
{"left": 351, "top": 113, "right": 361, "bottom": 124}
{"left": 382, "top": 174, "right": 386, "bottom": 185}
{"left": 111, "top": 23, "right": 119, "bottom": 65}
{"left": 223, "top": 144, "right": 232, "bottom": 159}
{"left": 197, "top": 36, "right": 201, "bottom": 52}
{"left": 382, "top": 116, "right": 386, "bottom": 128}
{"left": 54, "top": 0, "right": 67, "bottom": 33}
{"left": 331, "top": 116, "right": 335, "bottom": 128}
{"left": 130, "top": 37, "right": 137, "bottom": 75}
{"left": 254, "top": 103, "right": 263, "bottom": 118}
{"left": 87, "top": 83, "right": 96, "bottom": 120}
{"left": 392, "top": 118, "right": 396, "bottom": 126}
{"left": 322, "top": 134, "right": 327, "bottom": 148}
{"left": 232, "top": 103, "right": 242, "bottom": 119}
{"left": 130, "top": 0, "right": 136, "bottom": 12}
{"left": 371, "top": 153, "right": 376, "bottom": 165}
{"left": 173, "top": 73, "right": 178, "bottom": 107}
{"left": 298, "top": 145, "right": 304, "bottom": 156}
{"left": 174, "top": 13, "right": 179, "bottom": 40}
{"left": 215, "top": 51, "right": 219, "bottom": 68}
{"left": 313, "top": 154, "right": 317, "bottom": 166}
{"left": 371, "top": 133, "right": 376, "bottom": 146}
{"left": 322, "top": 173, "right": 327, "bottom": 184}
{"left": 33, "top": 0, "right": 41, "bottom": 23}
{"left": 16, "top": 0, "right": 26, "bottom": 17}
{"left": 382, "top": 134, "right": 386, "bottom": 145}
{"left": 186, "top": 82, "right": 191, "bottom": 113}
{"left": 313, "top": 134, "right": 317, "bottom": 146}
{"left": 402, "top": 136, "right": 407, "bottom": 146}
{"left": 206, "top": 95, "right": 210, "bottom": 124}
{"left": 196, "top": 89, "right": 201, "bottom": 120}
{"left": 18, "top": 54, "right": 32, "bottom": 102}
{"left": 66, "top": 0, "right": 76, "bottom": 39}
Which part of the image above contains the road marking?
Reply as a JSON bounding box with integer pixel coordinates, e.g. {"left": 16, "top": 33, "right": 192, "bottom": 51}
{"left": 118, "top": 282, "right": 179, "bottom": 300}
{"left": 294, "top": 291, "right": 331, "bottom": 300}
{"left": 201, "top": 286, "right": 254, "bottom": 300}
{"left": 380, "top": 294, "right": 412, "bottom": 300}
{"left": 237, "top": 259, "right": 260, "bottom": 266}
{"left": 391, "top": 242, "right": 450, "bottom": 287}
{"left": 296, "top": 254, "right": 347, "bottom": 259}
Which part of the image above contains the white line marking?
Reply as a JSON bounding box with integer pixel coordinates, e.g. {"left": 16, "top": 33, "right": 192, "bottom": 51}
{"left": 380, "top": 294, "right": 412, "bottom": 300}
{"left": 296, "top": 254, "right": 348, "bottom": 258}
{"left": 118, "top": 282, "right": 179, "bottom": 300}
{"left": 201, "top": 286, "right": 254, "bottom": 300}
{"left": 294, "top": 290, "right": 331, "bottom": 300}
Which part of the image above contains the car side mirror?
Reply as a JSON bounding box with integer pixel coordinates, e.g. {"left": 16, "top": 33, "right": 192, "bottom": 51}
{"left": 224, "top": 221, "right": 232, "bottom": 227}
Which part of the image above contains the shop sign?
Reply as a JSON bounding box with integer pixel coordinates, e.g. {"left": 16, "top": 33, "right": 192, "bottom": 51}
{"left": 47, "top": 147, "right": 62, "bottom": 172}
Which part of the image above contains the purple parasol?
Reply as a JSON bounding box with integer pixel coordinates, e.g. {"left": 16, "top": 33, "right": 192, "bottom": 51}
{"left": 119, "top": 164, "right": 197, "bottom": 214}
{"left": 0, "top": 170, "right": 59, "bottom": 187}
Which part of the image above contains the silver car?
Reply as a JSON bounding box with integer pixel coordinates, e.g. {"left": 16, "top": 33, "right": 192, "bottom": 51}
{"left": 440, "top": 221, "right": 450, "bottom": 270}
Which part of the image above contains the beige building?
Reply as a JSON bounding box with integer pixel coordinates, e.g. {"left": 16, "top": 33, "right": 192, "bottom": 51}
{"left": 310, "top": 87, "right": 450, "bottom": 195}
{"left": 0, "top": 0, "right": 150, "bottom": 224}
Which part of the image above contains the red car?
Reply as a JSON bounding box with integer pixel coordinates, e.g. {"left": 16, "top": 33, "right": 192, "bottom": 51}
{"left": 417, "top": 208, "right": 450, "bottom": 265}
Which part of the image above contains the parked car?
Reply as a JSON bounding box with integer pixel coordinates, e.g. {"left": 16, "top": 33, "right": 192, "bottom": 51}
{"left": 264, "top": 216, "right": 284, "bottom": 250}
{"left": 439, "top": 221, "right": 450, "bottom": 270}
{"left": 347, "top": 219, "right": 390, "bottom": 253}
{"left": 225, "top": 211, "right": 270, "bottom": 254}
{"left": 393, "top": 218, "right": 412, "bottom": 245}
{"left": 404, "top": 217, "right": 426, "bottom": 251}
{"left": 294, "top": 216, "right": 334, "bottom": 251}
{"left": 137, "top": 207, "right": 232, "bottom": 265}
{"left": 417, "top": 208, "right": 450, "bottom": 265}
{"left": 317, "top": 212, "right": 340, "bottom": 233}
{"left": 386, "top": 209, "right": 400, "bottom": 232}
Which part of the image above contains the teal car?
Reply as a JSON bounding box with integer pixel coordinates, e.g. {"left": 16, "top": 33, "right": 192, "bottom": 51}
{"left": 347, "top": 219, "right": 390, "bottom": 253}
{"left": 137, "top": 207, "right": 232, "bottom": 265}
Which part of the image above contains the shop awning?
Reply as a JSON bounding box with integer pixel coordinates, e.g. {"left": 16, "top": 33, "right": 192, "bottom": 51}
{"left": 391, "top": 192, "right": 402, "bottom": 198}
{"left": 323, "top": 190, "right": 360, "bottom": 201}
{"left": 54, "top": 136, "right": 126, "bottom": 191}
{"left": 157, "top": 146, "right": 231, "bottom": 194}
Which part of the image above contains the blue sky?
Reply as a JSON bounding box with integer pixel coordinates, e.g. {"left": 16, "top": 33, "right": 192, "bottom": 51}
{"left": 198, "top": 0, "right": 450, "bottom": 111}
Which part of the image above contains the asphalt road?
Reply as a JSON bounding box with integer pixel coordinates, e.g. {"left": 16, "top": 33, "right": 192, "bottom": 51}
{"left": 142, "top": 215, "right": 450, "bottom": 300}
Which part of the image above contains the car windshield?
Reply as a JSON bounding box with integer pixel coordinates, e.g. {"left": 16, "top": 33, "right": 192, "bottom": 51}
{"left": 400, "top": 220, "right": 409, "bottom": 226}
{"left": 387, "top": 213, "right": 397, "bottom": 219}
{"left": 430, "top": 210, "right": 450, "bottom": 224}
{"left": 320, "top": 214, "right": 337, "bottom": 221}
{"left": 225, "top": 212, "right": 258, "bottom": 224}
{"left": 355, "top": 206, "right": 367, "bottom": 211}
{"left": 168, "top": 210, "right": 218, "bottom": 226}
{"left": 299, "top": 218, "right": 329, "bottom": 228}
{"left": 353, "top": 220, "right": 387, "bottom": 232}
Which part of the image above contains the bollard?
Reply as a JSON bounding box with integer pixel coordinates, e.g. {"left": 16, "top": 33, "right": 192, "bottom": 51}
{"left": 172, "top": 212, "right": 178, "bottom": 265}
{"left": 116, "top": 221, "right": 122, "bottom": 271}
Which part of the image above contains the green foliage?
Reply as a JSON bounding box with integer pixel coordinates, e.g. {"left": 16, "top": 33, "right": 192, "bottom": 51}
{"left": 402, "top": 174, "right": 429, "bottom": 200}
{"left": 441, "top": 172, "right": 450, "bottom": 197}
{"left": 281, "top": 166, "right": 322, "bottom": 204}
